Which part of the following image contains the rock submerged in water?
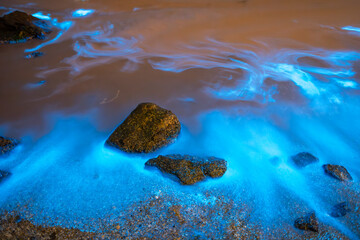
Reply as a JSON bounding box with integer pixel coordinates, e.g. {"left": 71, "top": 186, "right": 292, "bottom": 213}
{"left": 323, "top": 164, "right": 352, "bottom": 181}
{"left": 0, "top": 170, "right": 11, "bottom": 184}
{"left": 0, "top": 136, "right": 19, "bottom": 156}
{"left": 145, "top": 154, "right": 227, "bottom": 185}
{"left": 25, "top": 51, "right": 44, "bottom": 59}
{"left": 330, "top": 202, "right": 351, "bottom": 218}
{"left": 294, "top": 211, "right": 319, "bottom": 232}
{"left": 291, "top": 152, "right": 318, "bottom": 168}
{"left": 0, "top": 11, "right": 50, "bottom": 44}
{"left": 106, "top": 103, "right": 181, "bottom": 153}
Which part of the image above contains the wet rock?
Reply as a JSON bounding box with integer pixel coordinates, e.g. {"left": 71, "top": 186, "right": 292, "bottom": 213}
{"left": 291, "top": 152, "right": 318, "bottom": 168}
{"left": 294, "top": 212, "right": 319, "bottom": 232}
{"left": 106, "top": 103, "right": 181, "bottom": 153}
{"left": 145, "top": 154, "right": 227, "bottom": 185}
{"left": 0, "top": 11, "right": 50, "bottom": 44}
{"left": 0, "top": 136, "right": 19, "bottom": 156}
{"left": 0, "top": 212, "right": 96, "bottom": 239}
{"left": 323, "top": 164, "right": 352, "bottom": 181}
{"left": 25, "top": 51, "right": 44, "bottom": 59}
{"left": 0, "top": 170, "right": 11, "bottom": 183}
{"left": 330, "top": 202, "right": 351, "bottom": 218}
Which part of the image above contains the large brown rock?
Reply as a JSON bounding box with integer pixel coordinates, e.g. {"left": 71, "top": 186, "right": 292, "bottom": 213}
{"left": 106, "top": 103, "right": 181, "bottom": 153}
{"left": 0, "top": 136, "right": 19, "bottom": 156}
{"left": 145, "top": 154, "right": 227, "bottom": 185}
{"left": 0, "top": 11, "right": 50, "bottom": 44}
{"left": 323, "top": 164, "right": 352, "bottom": 181}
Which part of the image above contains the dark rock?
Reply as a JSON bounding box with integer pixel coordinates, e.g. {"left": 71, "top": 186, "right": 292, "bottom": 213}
{"left": 330, "top": 202, "right": 351, "bottom": 218}
{"left": 0, "top": 170, "right": 11, "bottom": 183}
{"left": 25, "top": 51, "right": 44, "bottom": 59}
{"left": 291, "top": 152, "right": 318, "bottom": 168}
{"left": 145, "top": 154, "right": 227, "bottom": 185}
{"left": 106, "top": 103, "right": 181, "bottom": 153}
{"left": 0, "top": 136, "right": 19, "bottom": 156}
{"left": 0, "top": 11, "right": 50, "bottom": 44}
{"left": 0, "top": 212, "right": 96, "bottom": 239}
{"left": 294, "top": 211, "right": 319, "bottom": 232}
{"left": 323, "top": 164, "right": 352, "bottom": 181}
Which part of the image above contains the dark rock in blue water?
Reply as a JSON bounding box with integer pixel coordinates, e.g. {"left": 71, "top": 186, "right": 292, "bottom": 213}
{"left": 323, "top": 164, "right": 352, "bottom": 181}
{"left": 0, "top": 170, "right": 11, "bottom": 183}
{"left": 25, "top": 51, "right": 44, "bottom": 59}
{"left": 330, "top": 202, "right": 351, "bottom": 218}
{"left": 294, "top": 211, "right": 319, "bottom": 232}
{"left": 145, "top": 154, "right": 227, "bottom": 185}
{"left": 106, "top": 103, "right": 181, "bottom": 153}
{"left": 291, "top": 152, "right": 318, "bottom": 168}
{"left": 0, "top": 11, "right": 50, "bottom": 44}
{"left": 0, "top": 136, "right": 19, "bottom": 156}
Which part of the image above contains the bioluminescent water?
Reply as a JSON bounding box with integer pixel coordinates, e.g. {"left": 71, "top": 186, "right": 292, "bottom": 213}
{"left": 0, "top": 0, "right": 360, "bottom": 238}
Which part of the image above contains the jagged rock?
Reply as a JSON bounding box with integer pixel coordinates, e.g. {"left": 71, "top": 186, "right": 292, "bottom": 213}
{"left": 291, "top": 152, "right": 318, "bottom": 168}
{"left": 294, "top": 212, "right": 319, "bottom": 232}
{"left": 106, "top": 103, "right": 181, "bottom": 153}
{"left": 0, "top": 170, "right": 11, "bottom": 184}
{"left": 323, "top": 164, "right": 352, "bottom": 181}
{"left": 145, "top": 154, "right": 227, "bottom": 185}
{"left": 0, "top": 11, "right": 50, "bottom": 44}
{"left": 0, "top": 136, "right": 19, "bottom": 156}
{"left": 330, "top": 202, "right": 351, "bottom": 218}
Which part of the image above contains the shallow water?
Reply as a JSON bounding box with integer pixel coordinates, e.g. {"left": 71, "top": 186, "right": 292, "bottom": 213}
{"left": 0, "top": 0, "right": 360, "bottom": 238}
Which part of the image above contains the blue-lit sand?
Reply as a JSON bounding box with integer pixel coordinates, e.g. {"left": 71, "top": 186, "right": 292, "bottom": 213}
{"left": 0, "top": 1, "right": 360, "bottom": 238}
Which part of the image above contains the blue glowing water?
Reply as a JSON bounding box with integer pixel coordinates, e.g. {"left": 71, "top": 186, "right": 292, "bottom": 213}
{"left": 1, "top": 2, "right": 360, "bottom": 238}
{"left": 72, "top": 9, "right": 95, "bottom": 18}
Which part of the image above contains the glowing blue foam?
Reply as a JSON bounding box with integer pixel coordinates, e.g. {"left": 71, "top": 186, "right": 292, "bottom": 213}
{"left": 72, "top": 9, "right": 95, "bottom": 18}
{"left": 32, "top": 12, "right": 51, "bottom": 21}
{"left": 342, "top": 26, "right": 360, "bottom": 33}
{"left": 271, "top": 63, "right": 320, "bottom": 96}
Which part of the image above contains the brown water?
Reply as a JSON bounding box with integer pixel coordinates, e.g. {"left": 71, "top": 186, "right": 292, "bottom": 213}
{"left": 0, "top": 0, "right": 360, "bottom": 238}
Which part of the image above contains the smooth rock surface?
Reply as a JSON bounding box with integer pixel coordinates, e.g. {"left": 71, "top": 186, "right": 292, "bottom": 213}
{"left": 291, "top": 152, "right": 319, "bottom": 168}
{"left": 294, "top": 212, "right": 319, "bottom": 232}
{"left": 145, "top": 154, "right": 227, "bottom": 185}
{"left": 106, "top": 103, "right": 181, "bottom": 153}
{"left": 0, "top": 136, "right": 19, "bottom": 156}
{"left": 0, "top": 11, "right": 50, "bottom": 44}
{"left": 323, "top": 164, "right": 352, "bottom": 181}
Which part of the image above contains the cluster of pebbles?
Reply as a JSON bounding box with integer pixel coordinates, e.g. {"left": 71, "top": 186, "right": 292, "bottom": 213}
{"left": 290, "top": 152, "right": 353, "bottom": 232}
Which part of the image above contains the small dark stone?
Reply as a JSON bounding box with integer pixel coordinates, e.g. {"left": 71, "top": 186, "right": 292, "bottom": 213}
{"left": 106, "top": 103, "right": 181, "bottom": 153}
{"left": 0, "top": 11, "right": 50, "bottom": 44}
{"left": 50, "top": 231, "right": 57, "bottom": 240}
{"left": 0, "top": 136, "right": 19, "bottom": 156}
{"left": 330, "top": 202, "right": 351, "bottom": 218}
{"left": 25, "top": 51, "right": 44, "bottom": 59}
{"left": 0, "top": 170, "right": 11, "bottom": 184}
{"left": 291, "top": 152, "right": 318, "bottom": 168}
{"left": 323, "top": 164, "right": 352, "bottom": 181}
{"left": 145, "top": 154, "right": 227, "bottom": 185}
{"left": 294, "top": 212, "right": 319, "bottom": 232}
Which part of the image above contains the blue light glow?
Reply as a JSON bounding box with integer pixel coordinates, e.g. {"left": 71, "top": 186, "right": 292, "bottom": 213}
{"left": 32, "top": 12, "right": 51, "bottom": 21}
{"left": 26, "top": 13, "right": 73, "bottom": 53}
{"left": 342, "top": 26, "right": 360, "bottom": 35}
{"left": 72, "top": 9, "right": 95, "bottom": 18}
{"left": 3, "top": 7, "right": 360, "bottom": 237}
